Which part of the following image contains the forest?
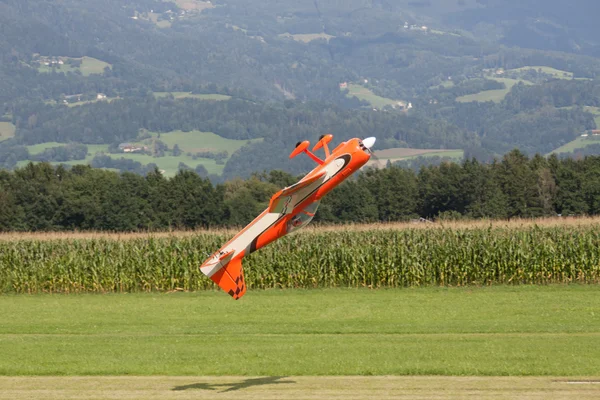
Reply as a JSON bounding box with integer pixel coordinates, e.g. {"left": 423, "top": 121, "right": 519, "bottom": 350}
{"left": 1, "top": 151, "right": 599, "bottom": 232}
{"left": 1, "top": 0, "right": 600, "bottom": 180}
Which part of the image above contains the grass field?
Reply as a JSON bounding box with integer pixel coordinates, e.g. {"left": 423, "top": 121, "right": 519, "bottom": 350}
{"left": 279, "top": 32, "right": 335, "bottom": 43}
{"left": 344, "top": 84, "right": 405, "bottom": 109}
{"left": 456, "top": 78, "right": 532, "bottom": 103}
{"left": 173, "top": 0, "right": 214, "bottom": 11}
{"left": 509, "top": 66, "right": 574, "bottom": 80}
{"left": 153, "top": 92, "right": 231, "bottom": 101}
{"left": 366, "top": 148, "right": 463, "bottom": 167}
{"left": 151, "top": 130, "right": 261, "bottom": 153}
{"left": 37, "top": 57, "right": 112, "bottom": 76}
{"left": 66, "top": 96, "right": 118, "bottom": 107}
{"left": 0, "top": 286, "right": 599, "bottom": 376}
{"left": 2, "top": 376, "right": 599, "bottom": 400}
{"left": 147, "top": 12, "right": 172, "bottom": 28}
{"left": 548, "top": 106, "right": 600, "bottom": 154}
{"left": 0, "top": 121, "right": 15, "bottom": 142}
{"left": 16, "top": 131, "right": 259, "bottom": 176}
{"left": 549, "top": 136, "right": 600, "bottom": 154}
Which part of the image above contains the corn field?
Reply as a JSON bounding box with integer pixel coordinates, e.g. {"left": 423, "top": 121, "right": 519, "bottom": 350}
{"left": 1, "top": 224, "right": 600, "bottom": 293}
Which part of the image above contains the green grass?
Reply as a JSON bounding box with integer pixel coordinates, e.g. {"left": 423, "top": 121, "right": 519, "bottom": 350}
{"left": 549, "top": 136, "right": 600, "bottom": 154}
{"left": 278, "top": 33, "right": 335, "bottom": 43}
{"left": 66, "top": 97, "right": 118, "bottom": 107}
{"left": 367, "top": 149, "right": 463, "bottom": 167}
{"left": 153, "top": 92, "right": 231, "bottom": 101}
{"left": 509, "top": 66, "right": 574, "bottom": 80}
{"left": 345, "top": 84, "right": 404, "bottom": 109}
{"left": 151, "top": 130, "right": 261, "bottom": 153}
{"left": 430, "top": 80, "right": 455, "bottom": 89}
{"left": 147, "top": 12, "right": 172, "bottom": 28}
{"left": 24, "top": 142, "right": 65, "bottom": 154}
{"left": 400, "top": 149, "right": 464, "bottom": 161}
{"left": 102, "top": 152, "right": 221, "bottom": 176}
{"left": 0, "top": 286, "right": 599, "bottom": 375}
{"left": 548, "top": 106, "right": 600, "bottom": 154}
{"left": 37, "top": 57, "right": 112, "bottom": 76}
{"left": 16, "top": 132, "right": 260, "bottom": 176}
{"left": 456, "top": 78, "right": 533, "bottom": 103}
{"left": 0, "top": 122, "right": 15, "bottom": 142}
{"left": 583, "top": 106, "right": 600, "bottom": 128}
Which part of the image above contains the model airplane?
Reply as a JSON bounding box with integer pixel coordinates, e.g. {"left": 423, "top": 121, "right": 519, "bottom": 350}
{"left": 200, "top": 134, "right": 376, "bottom": 299}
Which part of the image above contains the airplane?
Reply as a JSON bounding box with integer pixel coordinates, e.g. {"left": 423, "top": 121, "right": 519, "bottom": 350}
{"left": 200, "top": 134, "right": 376, "bottom": 299}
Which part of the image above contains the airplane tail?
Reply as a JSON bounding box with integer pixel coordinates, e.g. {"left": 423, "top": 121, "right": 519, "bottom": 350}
{"left": 206, "top": 255, "right": 247, "bottom": 300}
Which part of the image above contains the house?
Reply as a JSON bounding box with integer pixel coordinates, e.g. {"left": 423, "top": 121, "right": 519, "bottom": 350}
{"left": 592, "top": 130, "right": 600, "bottom": 135}
{"left": 118, "top": 143, "right": 143, "bottom": 153}
{"left": 581, "top": 134, "right": 589, "bottom": 137}
{"left": 339, "top": 82, "right": 348, "bottom": 89}
{"left": 97, "top": 93, "right": 107, "bottom": 100}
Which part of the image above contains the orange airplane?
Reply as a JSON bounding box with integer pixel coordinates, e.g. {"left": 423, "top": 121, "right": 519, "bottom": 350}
{"left": 200, "top": 135, "right": 376, "bottom": 299}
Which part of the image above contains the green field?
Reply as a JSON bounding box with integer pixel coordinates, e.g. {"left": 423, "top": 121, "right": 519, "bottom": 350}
{"left": 147, "top": 12, "right": 172, "bottom": 28}
{"left": 17, "top": 142, "right": 216, "bottom": 176}
{"left": 547, "top": 106, "right": 600, "bottom": 154}
{"left": 456, "top": 78, "right": 533, "bottom": 103}
{"left": 509, "top": 65, "right": 574, "bottom": 80}
{"left": 151, "top": 130, "right": 261, "bottom": 153}
{"left": 65, "top": 96, "right": 119, "bottom": 107}
{"left": 550, "top": 136, "right": 600, "bottom": 154}
{"left": 583, "top": 106, "right": 600, "bottom": 128}
{"left": 0, "top": 286, "right": 599, "bottom": 376}
{"left": 367, "top": 148, "right": 463, "bottom": 167}
{"left": 279, "top": 32, "right": 335, "bottom": 43}
{"left": 153, "top": 92, "right": 231, "bottom": 101}
{"left": 101, "top": 152, "right": 222, "bottom": 176}
{"left": 37, "top": 57, "right": 112, "bottom": 76}
{"left": 0, "top": 122, "right": 15, "bottom": 142}
{"left": 16, "top": 131, "right": 259, "bottom": 176}
{"left": 344, "top": 84, "right": 405, "bottom": 109}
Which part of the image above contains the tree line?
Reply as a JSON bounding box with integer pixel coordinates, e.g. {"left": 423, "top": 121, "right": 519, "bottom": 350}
{"left": 1, "top": 150, "right": 599, "bottom": 232}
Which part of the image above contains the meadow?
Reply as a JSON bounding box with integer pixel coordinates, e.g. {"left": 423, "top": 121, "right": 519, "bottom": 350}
{"left": 17, "top": 131, "right": 259, "bottom": 176}
{"left": 0, "top": 121, "right": 15, "bottom": 142}
{"left": 550, "top": 135, "right": 600, "bottom": 154}
{"left": 37, "top": 57, "right": 112, "bottom": 76}
{"left": 153, "top": 92, "right": 231, "bottom": 101}
{"left": 367, "top": 148, "right": 464, "bottom": 167}
{"left": 344, "top": 84, "right": 405, "bottom": 109}
{"left": 456, "top": 78, "right": 533, "bottom": 103}
{"left": 278, "top": 32, "right": 335, "bottom": 43}
{"left": 0, "top": 286, "right": 599, "bottom": 376}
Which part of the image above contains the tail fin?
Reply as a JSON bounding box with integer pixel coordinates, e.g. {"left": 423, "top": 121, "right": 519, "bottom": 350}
{"left": 209, "top": 256, "right": 247, "bottom": 300}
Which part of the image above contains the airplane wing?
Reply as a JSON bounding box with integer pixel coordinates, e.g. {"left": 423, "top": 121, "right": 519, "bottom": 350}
{"left": 268, "top": 171, "right": 326, "bottom": 214}
{"left": 201, "top": 171, "right": 327, "bottom": 300}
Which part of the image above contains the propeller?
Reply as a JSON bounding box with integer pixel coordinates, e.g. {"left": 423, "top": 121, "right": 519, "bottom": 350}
{"left": 362, "top": 137, "right": 376, "bottom": 150}
{"left": 360, "top": 137, "right": 382, "bottom": 167}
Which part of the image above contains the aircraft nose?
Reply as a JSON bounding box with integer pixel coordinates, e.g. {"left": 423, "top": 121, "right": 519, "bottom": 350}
{"left": 362, "top": 137, "right": 376, "bottom": 149}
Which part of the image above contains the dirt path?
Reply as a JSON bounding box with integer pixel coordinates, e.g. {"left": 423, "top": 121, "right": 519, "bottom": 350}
{"left": 1, "top": 376, "right": 599, "bottom": 400}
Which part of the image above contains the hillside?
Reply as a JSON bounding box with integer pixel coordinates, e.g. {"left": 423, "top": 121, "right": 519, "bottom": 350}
{"left": 1, "top": 0, "right": 600, "bottom": 177}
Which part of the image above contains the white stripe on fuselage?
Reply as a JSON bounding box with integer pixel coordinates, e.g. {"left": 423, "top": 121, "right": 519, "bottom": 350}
{"left": 200, "top": 154, "right": 350, "bottom": 278}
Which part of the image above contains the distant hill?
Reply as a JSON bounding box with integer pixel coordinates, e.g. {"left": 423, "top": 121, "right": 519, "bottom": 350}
{"left": 1, "top": 0, "right": 600, "bottom": 178}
